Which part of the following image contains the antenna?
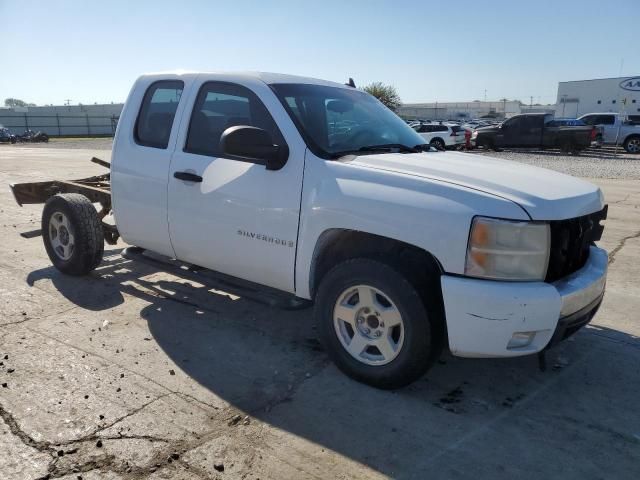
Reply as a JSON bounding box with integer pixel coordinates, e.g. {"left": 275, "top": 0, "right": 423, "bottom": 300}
{"left": 345, "top": 78, "right": 356, "bottom": 88}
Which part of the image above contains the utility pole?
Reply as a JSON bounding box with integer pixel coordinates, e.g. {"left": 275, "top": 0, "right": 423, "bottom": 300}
{"left": 484, "top": 89, "right": 487, "bottom": 102}
{"left": 64, "top": 99, "right": 72, "bottom": 106}
{"left": 530, "top": 96, "right": 533, "bottom": 107}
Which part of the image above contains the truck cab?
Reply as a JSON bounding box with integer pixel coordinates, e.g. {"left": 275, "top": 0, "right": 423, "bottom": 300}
{"left": 13, "top": 72, "right": 609, "bottom": 389}
{"left": 472, "top": 113, "right": 595, "bottom": 152}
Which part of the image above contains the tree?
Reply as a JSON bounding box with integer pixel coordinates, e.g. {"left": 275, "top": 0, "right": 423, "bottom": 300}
{"left": 361, "top": 82, "right": 402, "bottom": 112}
{"left": 4, "top": 98, "right": 36, "bottom": 107}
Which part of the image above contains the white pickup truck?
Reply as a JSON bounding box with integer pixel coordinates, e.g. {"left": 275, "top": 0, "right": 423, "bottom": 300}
{"left": 11, "top": 72, "right": 609, "bottom": 389}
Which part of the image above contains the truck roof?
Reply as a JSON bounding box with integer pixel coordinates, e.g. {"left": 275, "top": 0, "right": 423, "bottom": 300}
{"left": 578, "top": 112, "right": 623, "bottom": 117}
{"left": 136, "top": 71, "right": 351, "bottom": 89}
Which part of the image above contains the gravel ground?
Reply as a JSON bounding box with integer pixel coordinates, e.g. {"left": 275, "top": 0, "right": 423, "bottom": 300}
{"left": 1, "top": 137, "right": 113, "bottom": 150}
{"left": 469, "top": 147, "right": 640, "bottom": 179}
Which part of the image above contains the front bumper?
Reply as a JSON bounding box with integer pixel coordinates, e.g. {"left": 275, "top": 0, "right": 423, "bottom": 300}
{"left": 441, "top": 246, "right": 607, "bottom": 358}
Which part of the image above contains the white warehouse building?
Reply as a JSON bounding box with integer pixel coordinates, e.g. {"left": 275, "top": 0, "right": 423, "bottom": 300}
{"left": 556, "top": 76, "right": 640, "bottom": 118}
{"left": 397, "top": 100, "right": 521, "bottom": 121}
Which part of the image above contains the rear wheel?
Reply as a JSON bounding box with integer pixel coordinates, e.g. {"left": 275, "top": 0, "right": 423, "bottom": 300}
{"left": 560, "top": 140, "right": 575, "bottom": 154}
{"left": 315, "top": 258, "right": 440, "bottom": 389}
{"left": 623, "top": 136, "right": 640, "bottom": 154}
{"left": 42, "top": 194, "right": 104, "bottom": 275}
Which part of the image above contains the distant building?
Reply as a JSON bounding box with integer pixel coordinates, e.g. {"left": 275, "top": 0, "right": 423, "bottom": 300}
{"left": 0, "top": 103, "right": 124, "bottom": 136}
{"left": 397, "top": 100, "right": 521, "bottom": 121}
{"left": 556, "top": 76, "right": 640, "bottom": 118}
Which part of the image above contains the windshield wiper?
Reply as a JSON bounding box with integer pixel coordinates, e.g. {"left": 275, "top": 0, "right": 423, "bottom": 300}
{"left": 358, "top": 143, "right": 419, "bottom": 153}
{"left": 330, "top": 143, "right": 422, "bottom": 158}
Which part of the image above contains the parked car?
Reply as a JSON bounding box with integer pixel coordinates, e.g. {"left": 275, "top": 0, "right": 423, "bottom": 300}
{"left": 578, "top": 113, "right": 640, "bottom": 153}
{"left": 0, "top": 127, "right": 16, "bottom": 144}
{"left": 413, "top": 122, "right": 466, "bottom": 149}
{"left": 472, "top": 113, "right": 596, "bottom": 153}
{"left": 10, "top": 72, "right": 608, "bottom": 389}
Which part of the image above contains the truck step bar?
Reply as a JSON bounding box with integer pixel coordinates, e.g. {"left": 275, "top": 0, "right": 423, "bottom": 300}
{"left": 122, "top": 247, "right": 312, "bottom": 311}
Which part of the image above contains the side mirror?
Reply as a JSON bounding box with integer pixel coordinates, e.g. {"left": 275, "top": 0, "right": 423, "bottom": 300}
{"left": 220, "top": 126, "right": 289, "bottom": 170}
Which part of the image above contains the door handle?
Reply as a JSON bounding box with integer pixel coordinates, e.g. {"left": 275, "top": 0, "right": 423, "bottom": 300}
{"left": 173, "top": 171, "right": 203, "bottom": 183}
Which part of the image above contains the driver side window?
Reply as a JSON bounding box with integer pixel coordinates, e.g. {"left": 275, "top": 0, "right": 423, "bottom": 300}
{"left": 185, "top": 82, "right": 284, "bottom": 157}
{"left": 505, "top": 117, "right": 522, "bottom": 130}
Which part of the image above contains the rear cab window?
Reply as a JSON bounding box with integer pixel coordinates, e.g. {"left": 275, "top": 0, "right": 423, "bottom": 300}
{"left": 135, "top": 80, "right": 184, "bottom": 149}
{"left": 582, "top": 115, "right": 615, "bottom": 126}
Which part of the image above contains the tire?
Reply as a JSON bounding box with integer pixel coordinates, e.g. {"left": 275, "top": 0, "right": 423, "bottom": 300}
{"left": 623, "top": 135, "right": 640, "bottom": 154}
{"left": 42, "top": 194, "right": 104, "bottom": 275}
{"left": 560, "top": 140, "right": 574, "bottom": 154}
{"left": 315, "top": 258, "right": 440, "bottom": 389}
{"left": 430, "top": 138, "right": 445, "bottom": 150}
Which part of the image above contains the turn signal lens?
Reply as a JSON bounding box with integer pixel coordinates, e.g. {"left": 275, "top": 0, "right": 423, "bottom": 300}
{"left": 507, "top": 331, "right": 537, "bottom": 349}
{"left": 465, "top": 217, "right": 550, "bottom": 281}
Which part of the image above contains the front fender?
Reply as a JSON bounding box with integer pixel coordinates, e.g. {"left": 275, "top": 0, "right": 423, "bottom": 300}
{"left": 294, "top": 153, "right": 528, "bottom": 299}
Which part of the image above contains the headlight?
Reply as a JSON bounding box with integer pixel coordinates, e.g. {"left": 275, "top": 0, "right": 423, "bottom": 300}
{"left": 471, "top": 131, "right": 478, "bottom": 138}
{"left": 465, "top": 217, "right": 550, "bottom": 281}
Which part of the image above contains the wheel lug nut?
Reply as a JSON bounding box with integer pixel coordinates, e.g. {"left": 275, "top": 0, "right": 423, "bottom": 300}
{"left": 357, "top": 317, "right": 364, "bottom": 323}
{"left": 379, "top": 322, "right": 384, "bottom": 328}
{"left": 364, "top": 328, "right": 370, "bottom": 334}
{"left": 374, "top": 331, "right": 382, "bottom": 337}
{"left": 363, "top": 308, "right": 370, "bottom": 314}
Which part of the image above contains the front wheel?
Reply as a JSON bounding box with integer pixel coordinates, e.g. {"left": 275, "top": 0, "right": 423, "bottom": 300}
{"left": 315, "top": 258, "right": 439, "bottom": 389}
{"left": 42, "top": 194, "right": 104, "bottom": 275}
{"left": 430, "top": 138, "right": 445, "bottom": 150}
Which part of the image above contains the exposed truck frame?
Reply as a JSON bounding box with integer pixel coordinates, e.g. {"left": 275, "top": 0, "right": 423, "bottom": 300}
{"left": 10, "top": 157, "right": 120, "bottom": 245}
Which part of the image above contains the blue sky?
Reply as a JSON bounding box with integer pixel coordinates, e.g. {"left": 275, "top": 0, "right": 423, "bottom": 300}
{"left": 1, "top": 0, "right": 638, "bottom": 106}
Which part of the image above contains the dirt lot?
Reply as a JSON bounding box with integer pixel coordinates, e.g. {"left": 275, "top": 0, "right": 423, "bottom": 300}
{"left": 1, "top": 141, "right": 639, "bottom": 479}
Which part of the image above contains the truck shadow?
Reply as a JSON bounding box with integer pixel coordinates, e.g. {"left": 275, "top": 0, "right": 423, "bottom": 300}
{"left": 26, "top": 249, "right": 640, "bottom": 478}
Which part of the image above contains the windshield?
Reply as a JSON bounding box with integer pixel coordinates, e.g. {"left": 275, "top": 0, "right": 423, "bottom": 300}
{"left": 270, "top": 83, "right": 428, "bottom": 158}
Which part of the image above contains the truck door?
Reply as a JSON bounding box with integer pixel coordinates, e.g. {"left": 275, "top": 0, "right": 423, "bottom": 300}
{"left": 581, "top": 114, "right": 616, "bottom": 143}
{"left": 111, "top": 78, "right": 188, "bottom": 258}
{"left": 523, "top": 115, "right": 544, "bottom": 146}
{"left": 167, "top": 79, "right": 305, "bottom": 293}
{"left": 597, "top": 114, "right": 617, "bottom": 143}
{"left": 501, "top": 116, "right": 540, "bottom": 147}
{"left": 498, "top": 116, "right": 521, "bottom": 147}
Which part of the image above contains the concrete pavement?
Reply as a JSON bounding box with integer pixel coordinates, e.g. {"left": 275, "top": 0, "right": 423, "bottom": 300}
{"left": 1, "top": 143, "right": 639, "bottom": 479}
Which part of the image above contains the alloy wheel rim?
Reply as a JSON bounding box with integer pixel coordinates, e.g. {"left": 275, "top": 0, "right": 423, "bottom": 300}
{"left": 628, "top": 139, "right": 640, "bottom": 153}
{"left": 333, "top": 284, "right": 405, "bottom": 366}
{"left": 49, "top": 211, "right": 75, "bottom": 260}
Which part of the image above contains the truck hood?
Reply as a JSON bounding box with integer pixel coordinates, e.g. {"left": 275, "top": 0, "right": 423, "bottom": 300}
{"left": 349, "top": 151, "right": 604, "bottom": 220}
{"left": 475, "top": 125, "right": 500, "bottom": 134}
